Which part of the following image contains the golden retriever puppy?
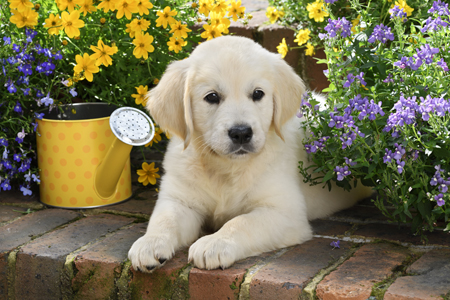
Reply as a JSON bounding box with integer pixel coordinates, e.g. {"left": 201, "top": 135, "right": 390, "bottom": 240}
{"left": 128, "top": 36, "right": 372, "bottom": 272}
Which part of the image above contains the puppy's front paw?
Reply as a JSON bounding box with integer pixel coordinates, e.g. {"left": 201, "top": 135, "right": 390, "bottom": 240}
{"left": 188, "top": 234, "right": 240, "bottom": 270}
{"left": 128, "top": 234, "right": 176, "bottom": 273}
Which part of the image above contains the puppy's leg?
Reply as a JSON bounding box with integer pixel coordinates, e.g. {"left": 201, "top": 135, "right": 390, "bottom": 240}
{"left": 128, "top": 198, "right": 202, "bottom": 272}
{"left": 188, "top": 205, "right": 312, "bottom": 270}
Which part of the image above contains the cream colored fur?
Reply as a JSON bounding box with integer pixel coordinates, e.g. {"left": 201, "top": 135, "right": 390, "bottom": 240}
{"left": 128, "top": 36, "right": 372, "bottom": 271}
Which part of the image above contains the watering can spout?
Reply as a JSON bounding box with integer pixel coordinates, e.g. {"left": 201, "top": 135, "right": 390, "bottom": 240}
{"left": 94, "top": 107, "right": 155, "bottom": 200}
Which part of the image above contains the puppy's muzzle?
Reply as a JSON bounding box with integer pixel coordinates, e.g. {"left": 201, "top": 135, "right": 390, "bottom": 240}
{"left": 228, "top": 125, "right": 253, "bottom": 144}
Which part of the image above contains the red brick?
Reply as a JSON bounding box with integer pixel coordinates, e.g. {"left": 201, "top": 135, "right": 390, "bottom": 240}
{"left": 72, "top": 223, "right": 147, "bottom": 299}
{"left": 310, "top": 220, "right": 353, "bottom": 237}
{"left": 316, "top": 243, "right": 411, "bottom": 300}
{"left": 304, "top": 49, "right": 329, "bottom": 92}
{"left": 15, "top": 214, "right": 133, "bottom": 300}
{"left": 96, "top": 198, "right": 157, "bottom": 216}
{"left": 385, "top": 249, "right": 450, "bottom": 300}
{"left": 189, "top": 250, "right": 275, "bottom": 300}
{"left": 0, "top": 209, "right": 80, "bottom": 299}
{"left": 329, "top": 204, "right": 392, "bottom": 224}
{"left": 130, "top": 248, "right": 190, "bottom": 300}
{"left": 249, "top": 239, "right": 351, "bottom": 300}
{"left": 0, "top": 206, "right": 29, "bottom": 224}
{"left": 354, "top": 224, "right": 450, "bottom": 246}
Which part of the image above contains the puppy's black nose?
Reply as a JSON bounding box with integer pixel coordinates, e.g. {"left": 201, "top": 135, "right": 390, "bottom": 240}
{"left": 228, "top": 126, "right": 253, "bottom": 144}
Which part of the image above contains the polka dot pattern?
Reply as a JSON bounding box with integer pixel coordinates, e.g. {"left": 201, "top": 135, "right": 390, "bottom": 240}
{"left": 36, "top": 117, "right": 132, "bottom": 208}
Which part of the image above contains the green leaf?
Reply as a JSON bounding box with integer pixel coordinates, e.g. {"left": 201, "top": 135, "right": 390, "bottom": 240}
{"left": 417, "top": 200, "right": 432, "bottom": 219}
{"left": 322, "top": 170, "right": 334, "bottom": 183}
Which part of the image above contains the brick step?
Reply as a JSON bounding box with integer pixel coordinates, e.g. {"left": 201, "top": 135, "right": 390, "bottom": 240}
{"left": 1, "top": 195, "right": 449, "bottom": 300}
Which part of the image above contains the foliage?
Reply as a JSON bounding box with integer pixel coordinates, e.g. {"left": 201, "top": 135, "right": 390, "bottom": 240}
{"left": 268, "top": 0, "right": 431, "bottom": 57}
{"left": 295, "top": 0, "right": 450, "bottom": 234}
{"left": 0, "top": 0, "right": 249, "bottom": 195}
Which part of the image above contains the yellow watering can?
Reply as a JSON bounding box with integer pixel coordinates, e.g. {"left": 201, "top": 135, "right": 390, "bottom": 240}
{"left": 36, "top": 103, "right": 155, "bottom": 209}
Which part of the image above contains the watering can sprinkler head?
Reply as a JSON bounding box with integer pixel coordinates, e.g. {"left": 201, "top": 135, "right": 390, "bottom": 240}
{"left": 94, "top": 107, "right": 155, "bottom": 200}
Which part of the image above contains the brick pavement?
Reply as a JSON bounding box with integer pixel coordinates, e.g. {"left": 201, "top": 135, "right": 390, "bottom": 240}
{"left": 1, "top": 1, "right": 449, "bottom": 299}
{"left": 1, "top": 147, "right": 449, "bottom": 299}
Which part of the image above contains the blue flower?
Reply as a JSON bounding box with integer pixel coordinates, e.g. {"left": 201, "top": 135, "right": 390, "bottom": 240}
{"left": 334, "top": 166, "right": 351, "bottom": 181}
{"left": 13, "top": 153, "right": 21, "bottom": 162}
{"left": 12, "top": 44, "right": 20, "bottom": 52}
{"left": 3, "top": 36, "right": 11, "bottom": 45}
{"left": 368, "top": 24, "right": 395, "bottom": 43}
{"left": 434, "top": 194, "right": 445, "bottom": 206}
{"left": 1, "top": 179, "right": 12, "bottom": 191}
{"left": 69, "top": 88, "right": 78, "bottom": 97}
{"left": 0, "top": 138, "right": 8, "bottom": 147}
{"left": 40, "top": 92, "right": 54, "bottom": 106}
{"left": 13, "top": 102, "right": 22, "bottom": 113}
{"left": 32, "top": 174, "right": 40, "bottom": 183}
{"left": 330, "top": 240, "right": 340, "bottom": 248}
{"left": 20, "top": 185, "right": 32, "bottom": 196}
{"left": 34, "top": 112, "right": 45, "bottom": 120}
{"left": 6, "top": 81, "right": 17, "bottom": 93}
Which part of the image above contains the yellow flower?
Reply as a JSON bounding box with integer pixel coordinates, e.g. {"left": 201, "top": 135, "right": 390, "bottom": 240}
{"left": 125, "top": 23, "right": 136, "bottom": 38}
{"left": 57, "top": 0, "right": 84, "bottom": 12}
{"left": 390, "top": 0, "right": 414, "bottom": 17}
{"left": 98, "top": 0, "right": 118, "bottom": 13}
{"left": 62, "top": 40, "right": 69, "bottom": 46}
{"left": 131, "top": 85, "right": 148, "bottom": 105}
{"left": 305, "top": 43, "right": 315, "bottom": 56}
{"left": 116, "top": 0, "right": 139, "bottom": 19}
{"left": 129, "top": 18, "right": 150, "bottom": 32}
{"left": 210, "top": 11, "right": 230, "bottom": 33}
{"left": 266, "top": 7, "right": 284, "bottom": 24}
{"left": 351, "top": 15, "right": 361, "bottom": 34}
{"left": 79, "top": 0, "right": 97, "bottom": 16}
{"left": 44, "top": 13, "right": 62, "bottom": 35}
{"left": 9, "top": 0, "right": 34, "bottom": 12}
{"left": 132, "top": 31, "right": 154, "bottom": 59}
{"left": 136, "top": 0, "right": 153, "bottom": 15}
{"left": 191, "top": 2, "right": 197, "bottom": 8}
{"left": 276, "top": 38, "right": 288, "bottom": 58}
{"left": 198, "top": 0, "right": 212, "bottom": 16}
{"left": 227, "top": 0, "right": 246, "bottom": 22}
{"left": 211, "top": 0, "right": 227, "bottom": 14}
{"left": 137, "top": 162, "right": 160, "bottom": 186}
{"left": 145, "top": 127, "right": 163, "bottom": 147}
{"left": 169, "top": 21, "right": 192, "bottom": 39}
{"left": 294, "top": 28, "right": 311, "bottom": 46}
{"left": 155, "top": 6, "right": 177, "bottom": 29}
{"left": 90, "top": 40, "right": 118, "bottom": 66}
{"left": 100, "top": 17, "right": 106, "bottom": 24}
{"left": 9, "top": 8, "right": 38, "bottom": 28}
{"left": 73, "top": 53, "right": 99, "bottom": 82}
{"left": 201, "top": 24, "right": 224, "bottom": 40}
{"left": 153, "top": 78, "right": 159, "bottom": 85}
{"left": 307, "top": 1, "right": 329, "bottom": 22}
{"left": 167, "top": 37, "right": 187, "bottom": 53}
{"left": 61, "top": 10, "right": 85, "bottom": 38}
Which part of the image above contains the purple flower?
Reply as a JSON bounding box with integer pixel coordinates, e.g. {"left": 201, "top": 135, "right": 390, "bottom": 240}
{"left": 415, "top": 44, "right": 439, "bottom": 65}
{"left": 0, "top": 138, "right": 8, "bottom": 147}
{"left": 305, "top": 136, "right": 329, "bottom": 153}
{"left": 383, "top": 149, "right": 394, "bottom": 164}
{"left": 69, "top": 88, "right": 78, "bottom": 97}
{"left": 396, "top": 159, "right": 405, "bottom": 174}
{"left": 334, "top": 166, "right": 351, "bottom": 181}
{"left": 12, "top": 44, "right": 20, "bottom": 52}
{"left": 434, "top": 194, "right": 445, "bottom": 206}
{"left": 389, "top": 6, "right": 407, "bottom": 21}
{"left": 421, "top": 16, "right": 449, "bottom": 33}
{"left": 320, "top": 17, "right": 352, "bottom": 40}
{"left": 340, "top": 129, "right": 357, "bottom": 149}
{"left": 344, "top": 157, "right": 357, "bottom": 166}
{"left": 368, "top": 24, "right": 395, "bottom": 43}
{"left": 437, "top": 58, "right": 449, "bottom": 71}
{"left": 383, "top": 73, "right": 394, "bottom": 83}
{"left": 6, "top": 81, "right": 17, "bottom": 93}
{"left": 1, "top": 179, "right": 12, "bottom": 191}
{"left": 3, "top": 36, "right": 11, "bottom": 45}
{"left": 428, "top": 0, "right": 450, "bottom": 16}
{"left": 34, "top": 112, "right": 45, "bottom": 120}
{"left": 13, "top": 102, "right": 22, "bottom": 113}
{"left": 393, "top": 143, "right": 406, "bottom": 160}
{"left": 330, "top": 240, "right": 340, "bottom": 248}
{"left": 418, "top": 95, "right": 450, "bottom": 121}
{"left": 18, "top": 63, "right": 33, "bottom": 76}
{"left": 32, "top": 174, "right": 40, "bottom": 183}
{"left": 384, "top": 95, "right": 419, "bottom": 135}
{"left": 343, "top": 72, "right": 367, "bottom": 88}
{"left": 329, "top": 111, "right": 354, "bottom": 129}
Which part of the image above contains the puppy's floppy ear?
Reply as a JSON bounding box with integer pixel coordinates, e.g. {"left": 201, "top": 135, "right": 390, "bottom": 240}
{"left": 145, "top": 59, "right": 194, "bottom": 149}
{"left": 271, "top": 56, "right": 306, "bottom": 140}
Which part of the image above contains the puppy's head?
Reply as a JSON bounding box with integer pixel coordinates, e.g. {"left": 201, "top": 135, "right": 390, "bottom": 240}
{"left": 146, "top": 36, "right": 305, "bottom": 158}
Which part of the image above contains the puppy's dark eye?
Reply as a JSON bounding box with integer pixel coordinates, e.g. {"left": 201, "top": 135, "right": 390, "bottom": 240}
{"left": 252, "top": 89, "right": 264, "bottom": 101}
{"left": 204, "top": 92, "right": 220, "bottom": 104}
